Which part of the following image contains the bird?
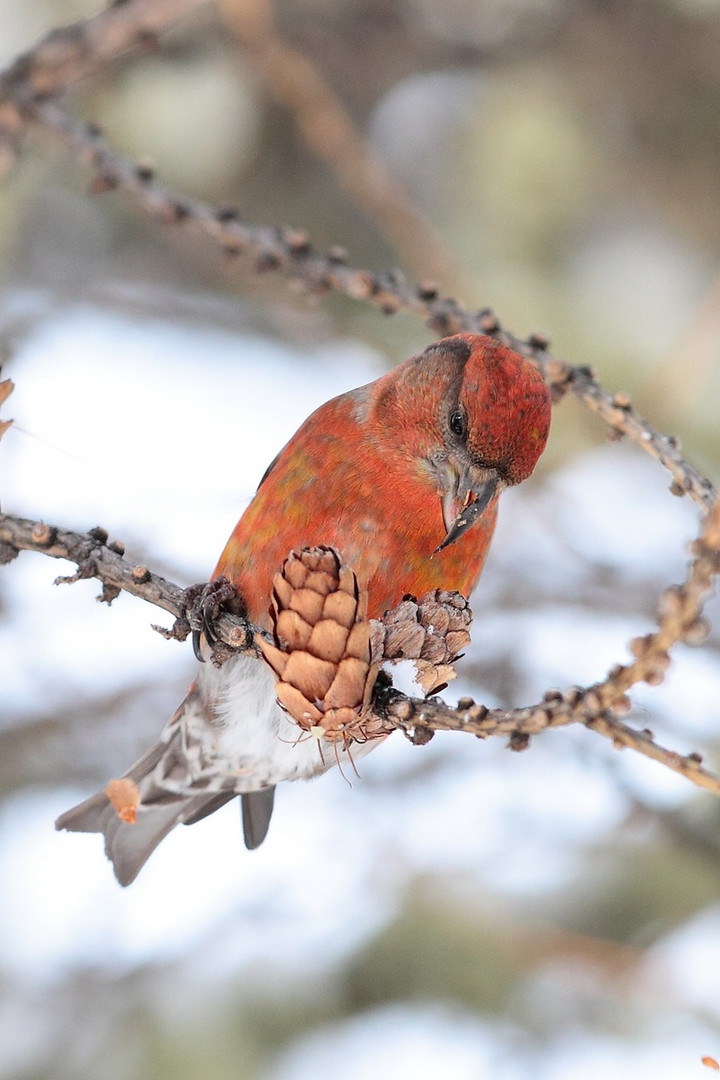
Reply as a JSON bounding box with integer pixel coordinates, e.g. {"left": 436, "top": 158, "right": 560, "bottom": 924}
{"left": 56, "top": 333, "right": 552, "bottom": 885}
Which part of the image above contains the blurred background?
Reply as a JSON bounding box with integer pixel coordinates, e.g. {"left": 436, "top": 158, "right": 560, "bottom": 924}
{"left": 2, "top": 0, "right": 720, "bottom": 1077}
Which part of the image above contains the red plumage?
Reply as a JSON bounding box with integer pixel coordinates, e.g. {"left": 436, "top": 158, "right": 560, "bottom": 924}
{"left": 56, "top": 333, "right": 551, "bottom": 884}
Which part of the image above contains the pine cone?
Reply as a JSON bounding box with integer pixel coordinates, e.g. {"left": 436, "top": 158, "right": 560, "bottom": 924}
{"left": 376, "top": 589, "right": 472, "bottom": 694}
{"left": 258, "top": 547, "right": 383, "bottom": 742}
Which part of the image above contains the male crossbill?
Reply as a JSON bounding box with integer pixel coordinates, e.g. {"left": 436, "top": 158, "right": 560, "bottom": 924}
{"left": 56, "top": 333, "right": 551, "bottom": 884}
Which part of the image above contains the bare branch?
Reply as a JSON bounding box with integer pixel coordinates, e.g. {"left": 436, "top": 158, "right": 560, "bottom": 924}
{"left": 3, "top": 503, "right": 719, "bottom": 798}
{"left": 0, "top": 512, "right": 253, "bottom": 652}
{"left": 0, "top": 0, "right": 204, "bottom": 177}
{"left": 0, "top": 0, "right": 204, "bottom": 104}
{"left": 375, "top": 684, "right": 720, "bottom": 797}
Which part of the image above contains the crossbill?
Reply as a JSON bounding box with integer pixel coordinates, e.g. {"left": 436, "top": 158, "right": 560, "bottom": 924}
{"left": 56, "top": 333, "right": 551, "bottom": 884}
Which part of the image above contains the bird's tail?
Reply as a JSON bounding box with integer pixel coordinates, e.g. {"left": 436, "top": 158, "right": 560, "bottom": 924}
{"left": 55, "top": 692, "right": 241, "bottom": 887}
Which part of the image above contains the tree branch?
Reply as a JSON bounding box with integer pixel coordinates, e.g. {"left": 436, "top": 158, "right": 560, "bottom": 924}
{"left": 376, "top": 682, "right": 720, "bottom": 797}
{"left": 0, "top": 513, "right": 253, "bottom": 652}
{"left": 0, "top": 0, "right": 204, "bottom": 104}
{"left": 2, "top": 504, "right": 719, "bottom": 798}
{"left": 0, "top": 0, "right": 205, "bottom": 176}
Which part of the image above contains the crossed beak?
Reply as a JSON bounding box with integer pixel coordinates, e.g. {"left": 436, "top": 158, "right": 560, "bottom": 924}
{"left": 435, "top": 462, "right": 500, "bottom": 553}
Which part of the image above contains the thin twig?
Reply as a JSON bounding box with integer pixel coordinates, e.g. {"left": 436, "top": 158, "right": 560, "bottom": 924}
{"left": 0, "top": 0, "right": 203, "bottom": 105}
{"left": 373, "top": 686, "right": 720, "bottom": 797}
{"left": 0, "top": 0, "right": 204, "bottom": 175}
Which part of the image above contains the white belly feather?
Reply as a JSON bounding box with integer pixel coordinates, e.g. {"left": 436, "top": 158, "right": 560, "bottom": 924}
{"left": 194, "top": 653, "right": 378, "bottom": 786}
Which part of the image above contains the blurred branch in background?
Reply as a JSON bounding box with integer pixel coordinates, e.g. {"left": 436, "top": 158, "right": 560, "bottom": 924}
{"left": 0, "top": 0, "right": 201, "bottom": 93}
{"left": 0, "top": 0, "right": 204, "bottom": 172}
{"left": 7, "top": 94, "right": 718, "bottom": 511}
{"left": 216, "top": 0, "right": 465, "bottom": 287}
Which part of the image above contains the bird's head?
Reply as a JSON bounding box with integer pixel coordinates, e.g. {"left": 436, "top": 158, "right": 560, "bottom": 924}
{"left": 372, "top": 333, "right": 552, "bottom": 551}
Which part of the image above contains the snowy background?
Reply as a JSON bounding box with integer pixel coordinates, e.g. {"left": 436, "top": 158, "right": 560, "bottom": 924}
{"left": 2, "top": 2, "right": 720, "bottom": 1079}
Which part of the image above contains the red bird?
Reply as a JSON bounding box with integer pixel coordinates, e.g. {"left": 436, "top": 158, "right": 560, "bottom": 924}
{"left": 56, "top": 333, "right": 551, "bottom": 884}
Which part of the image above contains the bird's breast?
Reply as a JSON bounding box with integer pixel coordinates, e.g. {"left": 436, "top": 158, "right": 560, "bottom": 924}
{"left": 214, "top": 434, "right": 498, "bottom": 626}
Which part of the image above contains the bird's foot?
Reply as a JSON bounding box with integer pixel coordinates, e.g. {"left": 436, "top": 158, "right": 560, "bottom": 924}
{"left": 183, "top": 577, "right": 246, "bottom": 662}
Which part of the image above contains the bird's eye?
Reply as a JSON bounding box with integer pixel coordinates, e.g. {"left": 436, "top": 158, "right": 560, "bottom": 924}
{"left": 449, "top": 409, "right": 466, "bottom": 439}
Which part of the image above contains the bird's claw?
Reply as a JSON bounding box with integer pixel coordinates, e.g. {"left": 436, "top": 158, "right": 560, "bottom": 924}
{"left": 183, "top": 578, "right": 244, "bottom": 662}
